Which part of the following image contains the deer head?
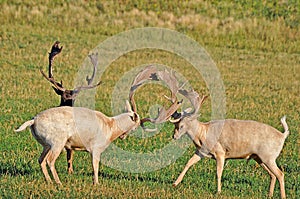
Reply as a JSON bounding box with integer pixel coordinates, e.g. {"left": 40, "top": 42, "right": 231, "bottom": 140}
{"left": 169, "top": 90, "right": 208, "bottom": 123}
{"left": 169, "top": 91, "right": 207, "bottom": 139}
{"left": 40, "top": 41, "right": 102, "bottom": 106}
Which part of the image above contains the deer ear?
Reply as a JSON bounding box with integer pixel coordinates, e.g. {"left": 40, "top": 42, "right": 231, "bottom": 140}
{"left": 125, "top": 100, "right": 133, "bottom": 112}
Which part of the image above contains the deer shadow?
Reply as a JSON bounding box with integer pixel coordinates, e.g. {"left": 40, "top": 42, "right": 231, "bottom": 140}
{"left": 0, "top": 161, "right": 33, "bottom": 176}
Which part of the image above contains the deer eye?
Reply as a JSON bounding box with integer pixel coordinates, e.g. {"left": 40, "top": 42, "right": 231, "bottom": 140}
{"left": 179, "top": 125, "right": 184, "bottom": 129}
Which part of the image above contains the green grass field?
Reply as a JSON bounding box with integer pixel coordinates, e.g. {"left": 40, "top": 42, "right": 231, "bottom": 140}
{"left": 1, "top": 1, "right": 299, "bottom": 198}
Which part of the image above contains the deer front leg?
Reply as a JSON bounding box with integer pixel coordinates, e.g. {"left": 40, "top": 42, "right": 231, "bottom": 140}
{"left": 91, "top": 149, "right": 105, "bottom": 185}
{"left": 173, "top": 153, "right": 201, "bottom": 186}
{"left": 92, "top": 155, "right": 100, "bottom": 185}
{"left": 216, "top": 154, "right": 225, "bottom": 193}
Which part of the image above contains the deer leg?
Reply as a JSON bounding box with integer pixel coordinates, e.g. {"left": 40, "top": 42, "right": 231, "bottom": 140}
{"left": 47, "top": 145, "right": 64, "bottom": 185}
{"left": 66, "top": 149, "right": 74, "bottom": 174}
{"left": 253, "top": 156, "right": 276, "bottom": 197}
{"left": 38, "top": 146, "right": 52, "bottom": 183}
{"left": 262, "top": 163, "right": 277, "bottom": 197}
{"left": 173, "top": 153, "right": 201, "bottom": 186}
{"left": 264, "top": 160, "right": 286, "bottom": 199}
{"left": 91, "top": 151, "right": 102, "bottom": 185}
{"left": 216, "top": 154, "right": 225, "bottom": 193}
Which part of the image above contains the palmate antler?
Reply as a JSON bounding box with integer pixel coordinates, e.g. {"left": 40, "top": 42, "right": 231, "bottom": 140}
{"left": 48, "top": 41, "right": 63, "bottom": 78}
{"left": 40, "top": 41, "right": 101, "bottom": 106}
{"left": 129, "top": 65, "right": 159, "bottom": 113}
{"left": 140, "top": 70, "right": 183, "bottom": 126}
{"left": 86, "top": 53, "right": 98, "bottom": 85}
{"left": 129, "top": 65, "right": 207, "bottom": 130}
{"left": 129, "top": 66, "right": 183, "bottom": 130}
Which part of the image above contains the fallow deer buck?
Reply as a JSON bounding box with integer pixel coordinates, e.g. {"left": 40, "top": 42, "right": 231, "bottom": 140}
{"left": 40, "top": 41, "right": 102, "bottom": 174}
{"left": 134, "top": 66, "right": 289, "bottom": 199}
{"left": 14, "top": 101, "right": 140, "bottom": 185}
{"left": 170, "top": 94, "right": 289, "bottom": 199}
{"left": 40, "top": 41, "right": 102, "bottom": 107}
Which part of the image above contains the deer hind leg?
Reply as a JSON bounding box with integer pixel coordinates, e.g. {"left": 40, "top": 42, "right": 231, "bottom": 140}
{"left": 173, "top": 153, "right": 201, "bottom": 186}
{"left": 46, "top": 145, "right": 64, "bottom": 185}
{"left": 66, "top": 149, "right": 74, "bottom": 174}
{"left": 264, "top": 160, "right": 286, "bottom": 199}
{"left": 253, "top": 155, "right": 276, "bottom": 197}
{"left": 39, "top": 145, "right": 52, "bottom": 183}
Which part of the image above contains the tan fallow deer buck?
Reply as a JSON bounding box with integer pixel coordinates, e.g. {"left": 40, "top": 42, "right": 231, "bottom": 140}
{"left": 132, "top": 66, "right": 289, "bottom": 199}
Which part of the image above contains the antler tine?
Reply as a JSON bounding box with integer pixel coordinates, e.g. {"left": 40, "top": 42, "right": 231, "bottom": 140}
{"left": 199, "top": 95, "right": 208, "bottom": 110}
{"left": 73, "top": 81, "right": 102, "bottom": 93}
{"left": 155, "top": 99, "right": 183, "bottom": 123}
{"left": 40, "top": 69, "right": 66, "bottom": 92}
{"left": 140, "top": 101, "right": 181, "bottom": 132}
{"left": 86, "top": 53, "right": 98, "bottom": 85}
{"left": 129, "top": 65, "right": 159, "bottom": 113}
{"left": 178, "top": 89, "right": 207, "bottom": 115}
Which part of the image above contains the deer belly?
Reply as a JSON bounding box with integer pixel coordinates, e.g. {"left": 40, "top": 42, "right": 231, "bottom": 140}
{"left": 225, "top": 152, "right": 253, "bottom": 159}
{"left": 65, "top": 135, "right": 86, "bottom": 151}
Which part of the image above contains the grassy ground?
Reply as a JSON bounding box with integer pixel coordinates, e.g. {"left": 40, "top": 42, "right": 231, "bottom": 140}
{"left": 0, "top": 1, "right": 299, "bottom": 198}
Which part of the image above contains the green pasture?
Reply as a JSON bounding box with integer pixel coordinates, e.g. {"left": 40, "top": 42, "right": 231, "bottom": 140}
{"left": 0, "top": 1, "right": 299, "bottom": 198}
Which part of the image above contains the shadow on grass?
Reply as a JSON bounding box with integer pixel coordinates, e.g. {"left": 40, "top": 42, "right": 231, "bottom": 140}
{"left": 0, "top": 158, "right": 173, "bottom": 184}
{"left": 100, "top": 172, "right": 173, "bottom": 184}
{"left": 0, "top": 161, "right": 34, "bottom": 176}
{"left": 77, "top": 168, "right": 174, "bottom": 184}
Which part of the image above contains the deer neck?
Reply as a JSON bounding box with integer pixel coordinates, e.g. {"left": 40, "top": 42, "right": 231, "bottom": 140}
{"left": 111, "top": 113, "right": 135, "bottom": 141}
{"left": 198, "top": 121, "right": 209, "bottom": 139}
{"left": 187, "top": 120, "right": 208, "bottom": 148}
{"left": 94, "top": 111, "right": 123, "bottom": 142}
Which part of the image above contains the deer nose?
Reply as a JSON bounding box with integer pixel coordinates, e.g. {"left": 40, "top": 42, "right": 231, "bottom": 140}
{"left": 173, "top": 134, "right": 180, "bottom": 140}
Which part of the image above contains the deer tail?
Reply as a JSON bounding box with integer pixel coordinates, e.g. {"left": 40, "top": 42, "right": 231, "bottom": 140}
{"left": 14, "top": 119, "right": 34, "bottom": 132}
{"left": 280, "top": 115, "right": 289, "bottom": 139}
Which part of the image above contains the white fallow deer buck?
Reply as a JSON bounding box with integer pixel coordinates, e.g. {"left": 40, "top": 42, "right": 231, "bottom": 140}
{"left": 40, "top": 41, "right": 102, "bottom": 174}
{"left": 14, "top": 101, "right": 140, "bottom": 185}
{"left": 170, "top": 91, "right": 288, "bottom": 198}
{"left": 136, "top": 67, "right": 289, "bottom": 199}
